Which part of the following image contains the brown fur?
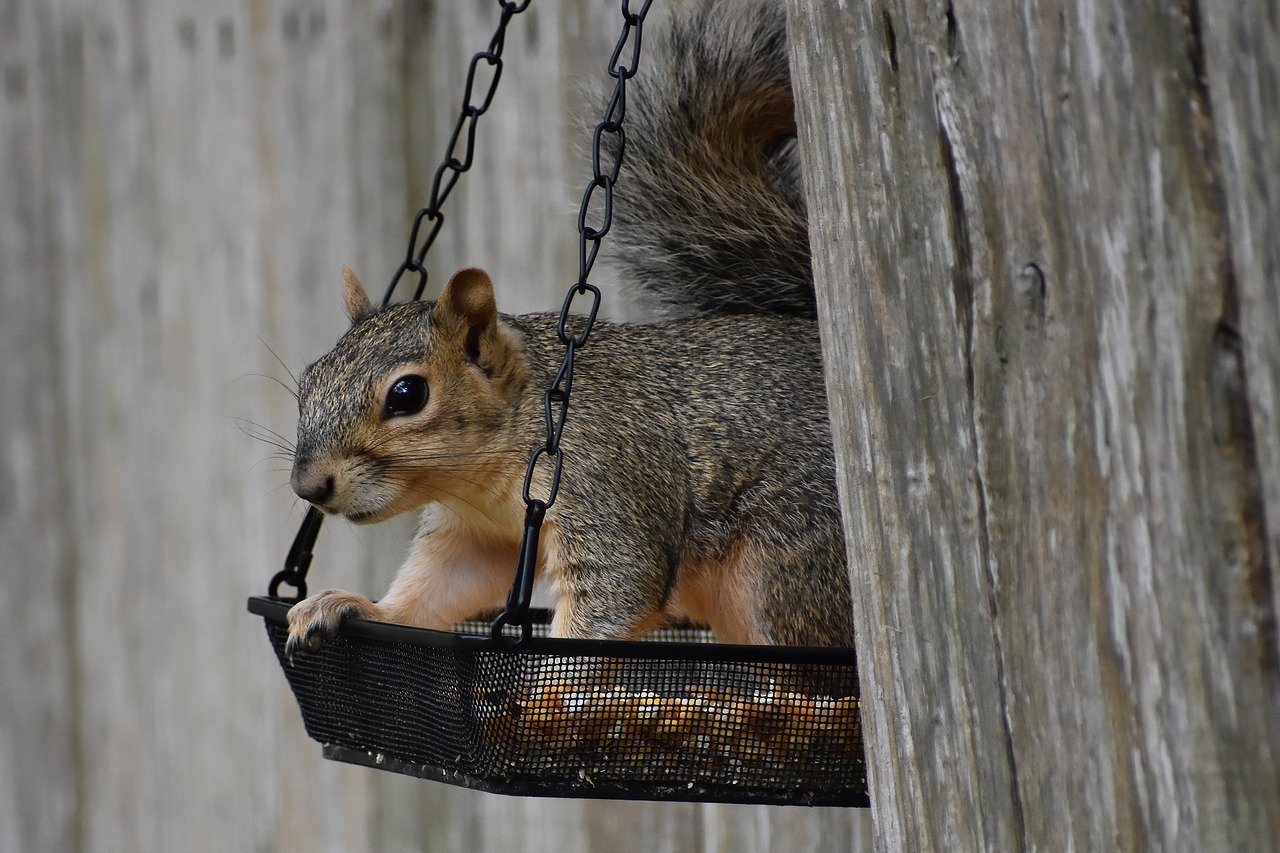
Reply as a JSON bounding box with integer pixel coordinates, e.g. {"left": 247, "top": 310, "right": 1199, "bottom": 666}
{"left": 285, "top": 267, "right": 852, "bottom": 655}
{"left": 283, "top": 0, "right": 853, "bottom": 657}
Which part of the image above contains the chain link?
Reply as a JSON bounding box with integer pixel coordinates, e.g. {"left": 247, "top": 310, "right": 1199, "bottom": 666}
{"left": 524, "top": 0, "right": 653, "bottom": 511}
{"left": 492, "top": 0, "right": 653, "bottom": 643}
{"left": 276, "top": 0, "right": 653, "bottom": 629}
{"left": 383, "top": 0, "right": 532, "bottom": 307}
{"left": 275, "top": 1, "right": 530, "bottom": 601}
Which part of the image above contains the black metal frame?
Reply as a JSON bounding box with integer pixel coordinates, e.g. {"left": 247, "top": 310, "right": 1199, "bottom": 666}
{"left": 249, "top": 596, "right": 867, "bottom": 807}
{"left": 249, "top": 596, "right": 857, "bottom": 665}
{"left": 319, "top": 745, "right": 858, "bottom": 807}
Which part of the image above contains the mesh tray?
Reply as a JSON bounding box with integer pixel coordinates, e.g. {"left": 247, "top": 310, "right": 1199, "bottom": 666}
{"left": 248, "top": 596, "right": 867, "bottom": 806}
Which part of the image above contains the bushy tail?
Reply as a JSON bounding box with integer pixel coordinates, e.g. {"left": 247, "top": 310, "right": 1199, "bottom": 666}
{"left": 605, "top": 0, "right": 813, "bottom": 318}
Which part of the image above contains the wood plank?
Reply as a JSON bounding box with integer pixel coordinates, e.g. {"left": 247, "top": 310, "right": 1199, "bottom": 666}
{"left": 787, "top": 2, "right": 1019, "bottom": 847}
{"left": 1201, "top": 0, "right": 1280, "bottom": 679}
{"left": 0, "top": 1, "right": 80, "bottom": 849}
{"left": 789, "top": 0, "right": 1280, "bottom": 847}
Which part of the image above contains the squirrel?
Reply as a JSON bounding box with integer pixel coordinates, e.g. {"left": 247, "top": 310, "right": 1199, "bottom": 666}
{"left": 283, "top": 0, "right": 853, "bottom": 655}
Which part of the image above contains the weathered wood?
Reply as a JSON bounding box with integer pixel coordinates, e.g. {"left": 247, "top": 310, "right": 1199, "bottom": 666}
{"left": 1202, "top": 0, "right": 1280, "bottom": 681}
{"left": 1, "top": 0, "right": 871, "bottom": 848}
{"left": 790, "top": 0, "right": 1280, "bottom": 848}
{"left": 0, "top": 4, "right": 79, "bottom": 850}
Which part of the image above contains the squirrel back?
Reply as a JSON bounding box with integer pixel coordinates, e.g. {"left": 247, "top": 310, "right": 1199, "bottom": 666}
{"left": 606, "top": 0, "right": 813, "bottom": 318}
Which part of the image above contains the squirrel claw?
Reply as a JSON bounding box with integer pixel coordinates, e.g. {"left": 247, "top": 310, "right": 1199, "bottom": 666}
{"left": 283, "top": 622, "right": 335, "bottom": 665}
{"left": 283, "top": 628, "right": 326, "bottom": 665}
{"left": 283, "top": 589, "right": 368, "bottom": 664}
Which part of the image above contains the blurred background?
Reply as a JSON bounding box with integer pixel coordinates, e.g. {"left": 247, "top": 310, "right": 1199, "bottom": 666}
{"left": 0, "top": 1, "right": 870, "bottom": 849}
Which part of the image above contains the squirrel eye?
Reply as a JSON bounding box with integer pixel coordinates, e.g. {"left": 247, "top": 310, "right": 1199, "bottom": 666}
{"left": 383, "top": 375, "right": 429, "bottom": 418}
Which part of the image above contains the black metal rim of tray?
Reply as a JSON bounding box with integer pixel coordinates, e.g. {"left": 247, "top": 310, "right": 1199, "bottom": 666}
{"left": 249, "top": 596, "right": 868, "bottom": 807}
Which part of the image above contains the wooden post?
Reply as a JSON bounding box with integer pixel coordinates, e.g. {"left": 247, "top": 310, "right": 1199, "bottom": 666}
{"left": 788, "top": 0, "right": 1280, "bottom": 848}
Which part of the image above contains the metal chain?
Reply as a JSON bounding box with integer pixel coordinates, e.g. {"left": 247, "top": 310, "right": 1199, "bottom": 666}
{"left": 383, "top": 0, "right": 533, "bottom": 307}
{"left": 273, "top": 0, "right": 531, "bottom": 602}
{"left": 493, "top": 0, "right": 654, "bottom": 642}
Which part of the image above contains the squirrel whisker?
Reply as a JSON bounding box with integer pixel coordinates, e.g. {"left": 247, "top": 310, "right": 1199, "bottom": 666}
{"left": 257, "top": 337, "right": 301, "bottom": 397}
{"left": 235, "top": 419, "right": 297, "bottom": 456}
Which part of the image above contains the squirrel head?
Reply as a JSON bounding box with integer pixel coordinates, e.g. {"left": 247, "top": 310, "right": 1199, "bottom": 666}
{"left": 290, "top": 266, "right": 528, "bottom": 525}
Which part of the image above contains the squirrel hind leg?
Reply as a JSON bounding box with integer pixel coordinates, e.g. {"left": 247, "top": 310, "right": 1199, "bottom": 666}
{"left": 548, "top": 595, "right": 667, "bottom": 642}
{"left": 547, "top": 564, "right": 670, "bottom": 642}
{"left": 753, "top": 545, "right": 855, "bottom": 649}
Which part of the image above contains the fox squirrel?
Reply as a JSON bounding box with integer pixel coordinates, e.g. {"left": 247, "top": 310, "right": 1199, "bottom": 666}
{"left": 284, "top": 0, "right": 853, "bottom": 654}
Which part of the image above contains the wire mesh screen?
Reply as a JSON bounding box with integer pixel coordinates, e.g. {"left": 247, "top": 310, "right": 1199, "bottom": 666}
{"left": 452, "top": 611, "right": 717, "bottom": 644}
{"left": 252, "top": 597, "right": 867, "bottom": 806}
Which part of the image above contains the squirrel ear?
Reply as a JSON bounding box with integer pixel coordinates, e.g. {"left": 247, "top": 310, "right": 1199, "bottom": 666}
{"left": 342, "top": 265, "right": 374, "bottom": 323}
{"left": 436, "top": 267, "right": 498, "bottom": 333}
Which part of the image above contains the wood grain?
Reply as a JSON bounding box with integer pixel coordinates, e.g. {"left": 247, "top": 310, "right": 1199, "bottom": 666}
{"left": 0, "top": 3, "right": 80, "bottom": 849}
{"left": 1202, "top": 0, "right": 1280, "bottom": 693}
{"left": 789, "top": 0, "right": 1280, "bottom": 848}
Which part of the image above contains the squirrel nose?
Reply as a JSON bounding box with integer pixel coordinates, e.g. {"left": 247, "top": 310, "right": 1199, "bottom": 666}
{"left": 292, "top": 469, "right": 335, "bottom": 506}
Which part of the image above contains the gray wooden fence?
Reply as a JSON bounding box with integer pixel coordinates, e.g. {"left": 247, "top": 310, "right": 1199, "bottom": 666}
{"left": 1, "top": 1, "right": 871, "bottom": 850}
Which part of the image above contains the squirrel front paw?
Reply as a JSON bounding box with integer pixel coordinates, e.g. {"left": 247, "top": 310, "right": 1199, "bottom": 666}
{"left": 284, "top": 589, "right": 377, "bottom": 663}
